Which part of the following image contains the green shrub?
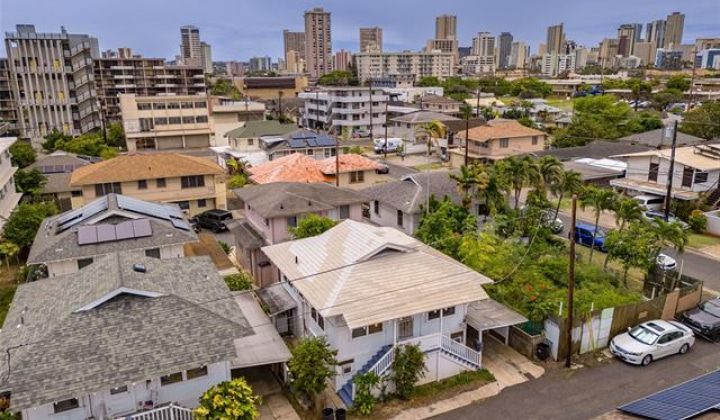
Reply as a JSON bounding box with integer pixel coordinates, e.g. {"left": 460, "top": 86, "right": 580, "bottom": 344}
{"left": 224, "top": 273, "right": 253, "bottom": 291}
{"left": 391, "top": 344, "right": 426, "bottom": 400}
{"left": 688, "top": 210, "right": 708, "bottom": 233}
{"left": 353, "top": 372, "right": 380, "bottom": 416}
{"left": 288, "top": 336, "right": 338, "bottom": 398}
{"left": 195, "top": 378, "right": 261, "bottom": 420}
{"left": 218, "top": 241, "right": 231, "bottom": 254}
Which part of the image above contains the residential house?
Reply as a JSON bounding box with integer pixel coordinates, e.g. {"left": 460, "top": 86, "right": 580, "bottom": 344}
{"left": 262, "top": 130, "right": 338, "bottom": 161}
{"left": 610, "top": 144, "right": 720, "bottom": 207}
{"left": 225, "top": 120, "right": 297, "bottom": 153}
{"left": 69, "top": 154, "right": 226, "bottom": 216}
{"left": 0, "top": 252, "right": 290, "bottom": 420}
{"left": 248, "top": 153, "right": 380, "bottom": 188}
{"left": 442, "top": 119, "right": 486, "bottom": 149}
{"left": 120, "top": 94, "right": 212, "bottom": 151}
{"left": 27, "top": 194, "right": 198, "bottom": 277}
{"left": 362, "top": 172, "right": 465, "bottom": 235}
{"left": 0, "top": 137, "right": 23, "bottom": 231}
{"left": 259, "top": 220, "right": 526, "bottom": 407}
{"left": 389, "top": 110, "right": 459, "bottom": 144}
{"left": 25, "top": 151, "right": 99, "bottom": 211}
{"left": 617, "top": 128, "right": 706, "bottom": 149}
{"left": 450, "top": 119, "right": 547, "bottom": 166}
{"left": 532, "top": 140, "right": 652, "bottom": 161}
{"left": 419, "top": 94, "right": 462, "bottom": 116}
{"left": 230, "top": 182, "right": 367, "bottom": 286}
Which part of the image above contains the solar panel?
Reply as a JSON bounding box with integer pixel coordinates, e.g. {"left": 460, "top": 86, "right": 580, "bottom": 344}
{"left": 306, "top": 138, "right": 318, "bottom": 147}
{"left": 316, "top": 137, "right": 336, "bottom": 147}
{"left": 287, "top": 139, "right": 306, "bottom": 149}
{"left": 117, "top": 195, "right": 172, "bottom": 220}
{"left": 171, "top": 219, "right": 191, "bottom": 230}
{"left": 56, "top": 197, "right": 109, "bottom": 233}
{"left": 115, "top": 220, "right": 135, "bottom": 240}
{"left": 618, "top": 370, "right": 720, "bottom": 420}
{"left": 77, "top": 226, "right": 98, "bottom": 245}
{"left": 132, "top": 219, "right": 153, "bottom": 237}
{"left": 97, "top": 224, "right": 117, "bottom": 243}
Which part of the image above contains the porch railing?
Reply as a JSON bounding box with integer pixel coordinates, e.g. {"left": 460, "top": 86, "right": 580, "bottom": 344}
{"left": 369, "top": 346, "right": 395, "bottom": 378}
{"left": 441, "top": 335, "right": 481, "bottom": 367}
{"left": 122, "top": 404, "right": 194, "bottom": 420}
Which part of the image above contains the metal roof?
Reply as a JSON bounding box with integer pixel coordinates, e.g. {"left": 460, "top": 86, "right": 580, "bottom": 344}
{"left": 466, "top": 299, "right": 527, "bottom": 331}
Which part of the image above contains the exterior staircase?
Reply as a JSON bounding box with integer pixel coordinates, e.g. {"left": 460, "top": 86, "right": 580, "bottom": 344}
{"left": 337, "top": 345, "right": 392, "bottom": 407}
{"left": 705, "top": 187, "right": 720, "bottom": 209}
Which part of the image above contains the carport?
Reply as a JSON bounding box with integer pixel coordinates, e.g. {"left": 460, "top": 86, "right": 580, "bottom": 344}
{"left": 466, "top": 299, "right": 528, "bottom": 347}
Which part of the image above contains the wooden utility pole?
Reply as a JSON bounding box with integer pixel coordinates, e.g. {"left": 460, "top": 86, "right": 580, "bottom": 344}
{"left": 464, "top": 108, "right": 470, "bottom": 167}
{"left": 664, "top": 120, "right": 679, "bottom": 221}
{"left": 565, "top": 194, "right": 578, "bottom": 368}
{"left": 368, "top": 80, "right": 374, "bottom": 140}
{"left": 384, "top": 101, "right": 389, "bottom": 160}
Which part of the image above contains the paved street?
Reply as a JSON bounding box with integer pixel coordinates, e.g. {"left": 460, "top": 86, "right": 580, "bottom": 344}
{"left": 430, "top": 340, "right": 720, "bottom": 420}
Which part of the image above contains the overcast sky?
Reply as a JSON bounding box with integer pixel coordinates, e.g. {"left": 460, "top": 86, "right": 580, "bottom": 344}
{"left": 2, "top": 0, "right": 718, "bottom": 61}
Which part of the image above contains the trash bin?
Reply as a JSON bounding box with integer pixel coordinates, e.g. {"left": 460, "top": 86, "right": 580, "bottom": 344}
{"left": 536, "top": 342, "right": 550, "bottom": 361}
{"left": 322, "top": 408, "right": 334, "bottom": 420}
{"left": 335, "top": 408, "right": 347, "bottom": 420}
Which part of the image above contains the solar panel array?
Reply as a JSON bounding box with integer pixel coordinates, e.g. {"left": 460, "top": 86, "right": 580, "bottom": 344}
{"left": 55, "top": 198, "right": 110, "bottom": 233}
{"left": 38, "top": 164, "right": 84, "bottom": 174}
{"left": 116, "top": 195, "right": 190, "bottom": 231}
{"left": 618, "top": 369, "right": 720, "bottom": 420}
{"left": 286, "top": 134, "right": 336, "bottom": 149}
{"left": 77, "top": 219, "right": 153, "bottom": 245}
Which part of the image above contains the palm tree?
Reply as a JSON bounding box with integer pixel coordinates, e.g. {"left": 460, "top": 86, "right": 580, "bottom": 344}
{"left": 477, "top": 165, "right": 509, "bottom": 220}
{"left": 580, "top": 186, "right": 617, "bottom": 263}
{"left": 520, "top": 100, "right": 534, "bottom": 117}
{"left": 550, "top": 170, "right": 584, "bottom": 219}
{"left": 226, "top": 158, "right": 251, "bottom": 175}
{"left": 459, "top": 104, "right": 473, "bottom": 166}
{"left": 651, "top": 219, "right": 688, "bottom": 255}
{"left": 450, "top": 165, "right": 488, "bottom": 209}
{"left": 415, "top": 120, "right": 446, "bottom": 156}
{"left": 499, "top": 156, "right": 540, "bottom": 210}
{"left": 537, "top": 155, "right": 563, "bottom": 191}
{"left": 603, "top": 196, "right": 645, "bottom": 269}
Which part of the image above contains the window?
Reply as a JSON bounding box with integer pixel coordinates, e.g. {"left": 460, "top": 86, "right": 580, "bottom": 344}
{"left": 166, "top": 102, "right": 180, "bottom": 109}
{"left": 695, "top": 171, "right": 709, "bottom": 184}
{"left": 110, "top": 385, "right": 128, "bottom": 395}
{"left": 137, "top": 103, "right": 152, "bottom": 110}
{"left": 368, "top": 323, "right": 383, "bottom": 334}
{"left": 339, "top": 360, "right": 354, "bottom": 374}
{"left": 181, "top": 175, "right": 205, "bottom": 188}
{"left": 350, "top": 171, "right": 365, "bottom": 184}
{"left": 137, "top": 180, "right": 148, "bottom": 190}
{"left": 288, "top": 216, "right": 298, "bottom": 228}
{"left": 352, "top": 324, "right": 382, "bottom": 338}
{"left": 196, "top": 115, "right": 208, "bottom": 123}
{"left": 139, "top": 118, "right": 154, "bottom": 131}
{"left": 95, "top": 182, "right": 122, "bottom": 197}
{"left": 161, "top": 372, "right": 183, "bottom": 386}
{"left": 71, "top": 190, "right": 83, "bottom": 197}
{"left": 153, "top": 102, "right": 166, "bottom": 110}
{"left": 265, "top": 218, "right": 269, "bottom": 227}
{"left": 374, "top": 201, "right": 379, "bottom": 215}
{"left": 78, "top": 258, "right": 94, "bottom": 270}
{"left": 194, "top": 101, "right": 207, "bottom": 108}
{"left": 532, "top": 136, "right": 539, "bottom": 145}
{"left": 168, "top": 117, "right": 182, "bottom": 125}
{"left": 156, "top": 178, "right": 167, "bottom": 188}
{"left": 318, "top": 315, "right": 325, "bottom": 330}
{"left": 247, "top": 138, "right": 254, "bottom": 146}
{"left": 499, "top": 138, "right": 509, "bottom": 148}
{"left": 182, "top": 116, "right": 195, "bottom": 124}
{"left": 145, "top": 248, "right": 161, "bottom": 259}
{"left": 181, "top": 102, "right": 194, "bottom": 109}
{"left": 352, "top": 327, "right": 367, "bottom": 338}
{"left": 397, "top": 210, "right": 404, "bottom": 227}
{"left": 53, "top": 398, "right": 79, "bottom": 413}
{"left": 187, "top": 366, "right": 208, "bottom": 379}
{"left": 339, "top": 205, "right": 350, "bottom": 219}
{"left": 154, "top": 117, "right": 168, "bottom": 125}
{"left": 648, "top": 162, "right": 659, "bottom": 182}
{"left": 451, "top": 331, "right": 464, "bottom": 342}
{"left": 178, "top": 201, "right": 190, "bottom": 210}
{"left": 428, "top": 307, "right": 455, "bottom": 320}
{"left": 197, "top": 199, "right": 207, "bottom": 208}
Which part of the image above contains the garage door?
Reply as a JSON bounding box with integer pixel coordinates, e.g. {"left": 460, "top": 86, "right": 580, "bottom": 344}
{"left": 157, "top": 136, "right": 183, "bottom": 150}
{"left": 186, "top": 134, "right": 210, "bottom": 148}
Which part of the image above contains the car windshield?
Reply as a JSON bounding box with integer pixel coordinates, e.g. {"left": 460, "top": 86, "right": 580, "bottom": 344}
{"left": 701, "top": 301, "right": 720, "bottom": 318}
{"left": 629, "top": 325, "right": 660, "bottom": 345}
{"left": 594, "top": 228, "right": 607, "bottom": 237}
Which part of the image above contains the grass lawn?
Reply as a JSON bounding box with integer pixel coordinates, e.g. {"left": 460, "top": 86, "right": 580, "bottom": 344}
{"left": 573, "top": 243, "right": 645, "bottom": 290}
{"left": 688, "top": 233, "right": 720, "bottom": 249}
{"left": 412, "top": 162, "right": 446, "bottom": 171}
{"left": 545, "top": 97, "right": 576, "bottom": 111}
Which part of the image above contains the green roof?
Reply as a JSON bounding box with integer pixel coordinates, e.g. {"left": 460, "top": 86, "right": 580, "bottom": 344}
{"left": 225, "top": 120, "right": 297, "bottom": 139}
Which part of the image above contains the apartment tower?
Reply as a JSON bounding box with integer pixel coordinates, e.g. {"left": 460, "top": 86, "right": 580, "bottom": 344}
{"left": 435, "top": 15, "right": 457, "bottom": 40}
{"left": 4, "top": 24, "right": 101, "bottom": 139}
{"left": 283, "top": 30, "right": 306, "bottom": 59}
{"left": 360, "top": 27, "right": 383, "bottom": 52}
{"left": 664, "top": 12, "right": 685, "bottom": 49}
{"left": 617, "top": 24, "right": 641, "bottom": 57}
{"left": 180, "top": 25, "right": 201, "bottom": 67}
{"left": 646, "top": 20, "right": 666, "bottom": 48}
{"left": 497, "top": 32, "right": 514, "bottom": 69}
{"left": 304, "top": 7, "right": 332, "bottom": 78}
{"left": 546, "top": 23, "right": 565, "bottom": 54}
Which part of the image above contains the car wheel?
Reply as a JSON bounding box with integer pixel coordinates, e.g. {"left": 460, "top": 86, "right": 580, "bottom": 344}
{"left": 641, "top": 355, "right": 653, "bottom": 366}
{"left": 679, "top": 343, "right": 690, "bottom": 354}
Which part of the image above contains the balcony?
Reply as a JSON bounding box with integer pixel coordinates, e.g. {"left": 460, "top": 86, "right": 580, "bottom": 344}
{"left": 110, "top": 65, "right": 134, "bottom": 70}
{"left": 72, "top": 58, "right": 93, "bottom": 72}
{"left": 70, "top": 42, "right": 91, "bottom": 57}
{"left": 113, "top": 75, "right": 135, "bottom": 79}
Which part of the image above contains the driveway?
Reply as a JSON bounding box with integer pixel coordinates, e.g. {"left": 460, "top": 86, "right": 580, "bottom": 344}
{"left": 430, "top": 340, "right": 720, "bottom": 420}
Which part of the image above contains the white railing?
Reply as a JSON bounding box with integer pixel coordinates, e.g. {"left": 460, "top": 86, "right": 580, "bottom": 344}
{"left": 369, "top": 346, "right": 395, "bottom": 378}
{"left": 441, "top": 335, "right": 481, "bottom": 367}
{"left": 125, "top": 404, "right": 194, "bottom": 420}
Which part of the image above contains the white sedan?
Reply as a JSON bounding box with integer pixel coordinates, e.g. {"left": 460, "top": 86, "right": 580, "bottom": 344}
{"left": 656, "top": 253, "right": 677, "bottom": 271}
{"left": 610, "top": 320, "right": 695, "bottom": 366}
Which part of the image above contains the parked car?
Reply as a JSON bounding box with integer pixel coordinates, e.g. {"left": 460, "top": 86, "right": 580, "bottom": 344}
{"left": 656, "top": 253, "right": 677, "bottom": 271}
{"left": 374, "top": 138, "right": 403, "bottom": 154}
{"left": 682, "top": 298, "right": 720, "bottom": 341}
{"left": 574, "top": 223, "right": 608, "bottom": 252}
{"left": 643, "top": 210, "right": 690, "bottom": 230}
{"left": 610, "top": 320, "right": 695, "bottom": 366}
{"left": 540, "top": 209, "right": 563, "bottom": 234}
{"left": 376, "top": 162, "right": 390, "bottom": 174}
{"left": 192, "top": 209, "right": 233, "bottom": 232}
{"left": 632, "top": 194, "right": 666, "bottom": 211}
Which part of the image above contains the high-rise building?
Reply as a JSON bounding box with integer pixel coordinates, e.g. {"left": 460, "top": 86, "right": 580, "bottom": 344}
{"left": 249, "top": 56, "right": 272, "bottom": 73}
{"left": 283, "top": 51, "right": 305, "bottom": 74}
{"left": 360, "top": 27, "right": 382, "bottom": 52}
{"left": 541, "top": 52, "right": 576, "bottom": 76}
{"left": 617, "top": 24, "right": 640, "bottom": 57}
{"left": 117, "top": 47, "right": 133, "bottom": 59}
{"left": 4, "top": 24, "right": 101, "bottom": 138}
{"left": 546, "top": 23, "right": 565, "bottom": 54}
{"left": 497, "top": 32, "right": 513, "bottom": 69}
{"left": 695, "top": 38, "right": 720, "bottom": 51}
{"left": 200, "top": 42, "right": 213, "bottom": 74}
{"left": 304, "top": 7, "right": 332, "bottom": 78}
{"left": 283, "top": 30, "right": 306, "bottom": 60}
{"left": 633, "top": 42, "right": 658, "bottom": 66}
{"left": 435, "top": 15, "right": 457, "bottom": 40}
{"left": 226, "top": 61, "right": 246, "bottom": 77}
{"left": 599, "top": 38, "right": 620, "bottom": 68}
{"left": 664, "top": 12, "right": 685, "bottom": 49}
{"left": 472, "top": 32, "right": 496, "bottom": 57}
{"left": 465, "top": 33, "right": 496, "bottom": 75}
{"left": 180, "top": 25, "right": 201, "bottom": 66}
{"left": 334, "top": 49, "right": 352, "bottom": 71}
{"left": 509, "top": 42, "right": 530, "bottom": 68}
{"left": 353, "top": 50, "right": 454, "bottom": 83}
{"left": 0, "top": 59, "right": 17, "bottom": 130}
{"left": 646, "top": 20, "right": 666, "bottom": 48}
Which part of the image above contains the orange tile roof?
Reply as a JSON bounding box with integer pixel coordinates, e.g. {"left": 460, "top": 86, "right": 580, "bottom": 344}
{"left": 249, "top": 153, "right": 380, "bottom": 184}
{"left": 318, "top": 154, "right": 379, "bottom": 175}
{"left": 70, "top": 153, "right": 224, "bottom": 185}
{"left": 456, "top": 119, "right": 547, "bottom": 142}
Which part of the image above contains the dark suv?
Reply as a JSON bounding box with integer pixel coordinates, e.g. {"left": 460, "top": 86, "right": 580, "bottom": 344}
{"left": 682, "top": 298, "right": 720, "bottom": 341}
{"left": 193, "top": 209, "right": 233, "bottom": 232}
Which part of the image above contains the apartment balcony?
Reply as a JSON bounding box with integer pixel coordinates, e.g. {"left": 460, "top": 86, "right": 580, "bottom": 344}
{"left": 157, "top": 83, "right": 178, "bottom": 88}
{"left": 78, "top": 105, "right": 99, "bottom": 120}
{"left": 112, "top": 404, "right": 194, "bottom": 420}
{"left": 72, "top": 58, "right": 93, "bottom": 72}
{"left": 110, "top": 65, "right": 135, "bottom": 70}
{"left": 75, "top": 74, "right": 95, "bottom": 88}
{"left": 70, "top": 42, "right": 91, "bottom": 57}
{"left": 332, "top": 94, "right": 389, "bottom": 103}
{"left": 116, "top": 84, "right": 137, "bottom": 89}
{"left": 74, "top": 89, "right": 97, "bottom": 104}
{"left": 113, "top": 75, "right": 135, "bottom": 79}
{"left": 332, "top": 118, "right": 372, "bottom": 126}
{"left": 155, "top": 74, "right": 175, "bottom": 79}
{"left": 332, "top": 106, "right": 370, "bottom": 114}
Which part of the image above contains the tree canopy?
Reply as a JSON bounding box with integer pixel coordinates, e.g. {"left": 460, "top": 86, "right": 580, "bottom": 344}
{"left": 2, "top": 201, "right": 58, "bottom": 249}
{"left": 316, "top": 70, "right": 358, "bottom": 86}
{"left": 14, "top": 169, "right": 47, "bottom": 195}
{"left": 289, "top": 214, "right": 338, "bottom": 239}
{"left": 9, "top": 142, "right": 36, "bottom": 168}
{"left": 195, "top": 378, "right": 261, "bottom": 420}
{"left": 288, "top": 336, "right": 337, "bottom": 397}
{"left": 680, "top": 102, "right": 720, "bottom": 140}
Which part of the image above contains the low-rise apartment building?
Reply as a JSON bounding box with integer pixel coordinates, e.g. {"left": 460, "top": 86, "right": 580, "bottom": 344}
{"left": 209, "top": 97, "right": 266, "bottom": 143}
{"left": 449, "top": 119, "right": 547, "bottom": 166}
{"left": 0, "top": 137, "right": 22, "bottom": 231}
{"left": 419, "top": 94, "right": 462, "bottom": 116}
{"left": 236, "top": 75, "right": 308, "bottom": 100}
{"left": 119, "top": 93, "right": 211, "bottom": 151}
{"left": 353, "top": 50, "right": 455, "bottom": 84}
{"left": 299, "top": 87, "right": 388, "bottom": 136}
{"left": 69, "top": 153, "right": 226, "bottom": 215}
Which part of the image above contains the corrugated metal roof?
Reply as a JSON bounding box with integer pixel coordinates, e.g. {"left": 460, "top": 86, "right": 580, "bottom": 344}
{"left": 466, "top": 299, "right": 527, "bottom": 330}
{"left": 262, "top": 220, "right": 492, "bottom": 329}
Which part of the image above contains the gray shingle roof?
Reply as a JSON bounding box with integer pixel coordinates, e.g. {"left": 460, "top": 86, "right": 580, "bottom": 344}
{"left": 0, "top": 253, "right": 252, "bottom": 410}
{"left": 25, "top": 152, "right": 97, "bottom": 194}
{"left": 225, "top": 120, "right": 297, "bottom": 139}
{"left": 361, "top": 171, "right": 463, "bottom": 214}
{"left": 233, "top": 182, "right": 368, "bottom": 218}
{"left": 228, "top": 218, "right": 267, "bottom": 249}
{"left": 27, "top": 194, "right": 198, "bottom": 265}
{"left": 532, "top": 140, "right": 653, "bottom": 161}
{"left": 617, "top": 128, "right": 706, "bottom": 148}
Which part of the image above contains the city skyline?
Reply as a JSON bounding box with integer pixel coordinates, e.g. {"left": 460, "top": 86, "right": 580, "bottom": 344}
{"left": 1, "top": 0, "right": 718, "bottom": 62}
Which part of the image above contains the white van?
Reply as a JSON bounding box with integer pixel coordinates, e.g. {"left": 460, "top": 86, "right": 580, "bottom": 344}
{"left": 633, "top": 194, "right": 665, "bottom": 211}
{"left": 374, "top": 138, "right": 403, "bottom": 154}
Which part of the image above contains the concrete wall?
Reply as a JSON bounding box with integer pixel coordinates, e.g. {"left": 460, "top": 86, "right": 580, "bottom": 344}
{"left": 706, "top": 210, "right": 720, "bottom": 236}
{"left": 22, "top": 362, "right": 230, "bottom": 420}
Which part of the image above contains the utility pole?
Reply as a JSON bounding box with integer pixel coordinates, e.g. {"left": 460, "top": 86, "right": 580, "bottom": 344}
{"left": 566, "top": 194, "right": 578, "bottom": 368}
{"left": 464, "top": 107, "right": 470, "bottom": 166}
{"left": 368, "top": 80, "right": 374, "bottom": 140}
{"left": 664, "top": 120, "right": 679, "bottom": 221}
{"left": 277, "top": 91, "right": 283, "bottom": 121}
{"left": 688, "top": 46, "right": 698, "bottom": 108}
{"left": 475, "top": 88, "right": 481, "bottom": 119}
{"left": 384, "top": 100, "right": 389, "bottom": 160}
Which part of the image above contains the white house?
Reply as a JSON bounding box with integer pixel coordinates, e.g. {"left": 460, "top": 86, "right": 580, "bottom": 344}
{"left": 258, "top": 220, "right": 526, "bottom": 407}
{"left": 0, "top": 137, "right": 23, "bottom": 231}
{"left": 610, "top": 144, "right": 720, "bottom": 207}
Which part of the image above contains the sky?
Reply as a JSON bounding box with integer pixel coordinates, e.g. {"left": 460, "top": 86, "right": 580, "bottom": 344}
{"left": 2, "top": 0, "right": 718, "bottom": 61}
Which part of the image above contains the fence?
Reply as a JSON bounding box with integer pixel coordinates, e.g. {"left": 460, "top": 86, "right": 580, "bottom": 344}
{"left": 508, "top": 325, "right": 546, "bottom": 360}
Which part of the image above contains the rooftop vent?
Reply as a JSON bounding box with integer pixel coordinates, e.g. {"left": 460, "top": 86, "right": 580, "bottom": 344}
{"left": 133, "top": 264, "right": 146, "bottom": 273}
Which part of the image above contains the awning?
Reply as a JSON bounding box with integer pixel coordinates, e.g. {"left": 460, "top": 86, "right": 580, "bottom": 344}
{"left": 609, "top": 178, "right": 700, "bottom": 201}
{"left": 466, "top": 299, "right": 528, "bottom": 331}
{"left": 231, "top": 292, "right": 292, "bottom": 369}
{"left": 256, "top": 283, "right": 297, "bottom": 317}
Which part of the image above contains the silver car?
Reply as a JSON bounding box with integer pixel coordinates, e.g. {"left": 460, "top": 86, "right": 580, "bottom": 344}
{"left": 610, "top": 320, "right": 694, "bottom": 366}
